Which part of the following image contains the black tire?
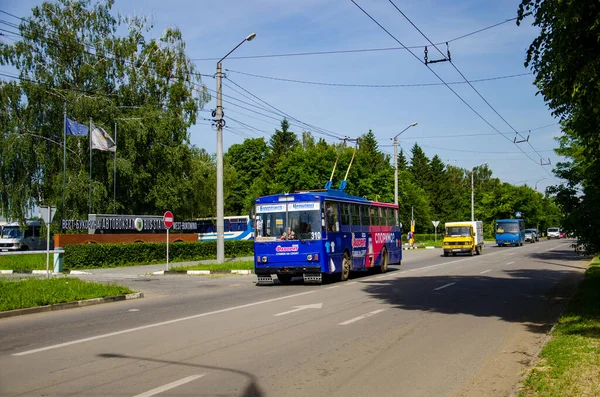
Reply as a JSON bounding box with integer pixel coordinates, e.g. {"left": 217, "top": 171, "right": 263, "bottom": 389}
{"left": 443, "top": 251, "right": 449, "bottom": 257}
{"left": 276, "top": 274, "right": 293, "bottom": 284}
{"left": 379, "top": 248, "right": 388, "bottom": 273}
{"left": 476, "top": 246, "right": 481, "bottom": 255}
{"left": 341, "top": 251, "right": 351, "bottom": 281}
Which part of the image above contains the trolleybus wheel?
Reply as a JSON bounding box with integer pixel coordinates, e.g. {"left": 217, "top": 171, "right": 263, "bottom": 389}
{"left": 379, "top": 248, "right": 388, "bottom": 273}
{"left": 277, "top": 274, "right": 293, "bottom": 284}
{"left": 341, "top": 252, "right": 351, "bottom": 282}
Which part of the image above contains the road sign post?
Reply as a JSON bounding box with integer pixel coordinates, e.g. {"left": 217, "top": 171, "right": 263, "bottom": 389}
{"left": 432, "top": 220, "right": 440, "bottom": 243}
{"left": 39, "top": 206, "right": 57, "bottom": 278}
{"left": 163, "top": 211, "right": 173, "bottom": 270}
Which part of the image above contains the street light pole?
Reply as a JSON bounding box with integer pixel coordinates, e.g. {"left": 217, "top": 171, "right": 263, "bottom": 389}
{"left": 535, "top": 177, "right": 547, "bottom": 192}
{"left": 216, "top": 33, "right": 256, "bottom": 264}
{"left": 393, "top": 122, "right": 418, "bottom": 206}
{"left": 471, "top": 162, "right": 487, "bottom": 221}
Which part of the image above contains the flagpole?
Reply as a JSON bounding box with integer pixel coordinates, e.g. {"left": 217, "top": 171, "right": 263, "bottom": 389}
{"left": 89, "top": 118, "right": 92, "bottom": 216}
{"left": 63, "top": 103, "right": 66, "bottom": 216}
{"left": 114, "top": 122, "right": 117, "bottom": 214}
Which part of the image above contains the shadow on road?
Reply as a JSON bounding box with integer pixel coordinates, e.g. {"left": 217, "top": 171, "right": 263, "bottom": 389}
{"left": 99, "top": 353, "right": 264, "bottom": 397}
{"left": 361, "top": 249, "right": 588, "bottom": 335}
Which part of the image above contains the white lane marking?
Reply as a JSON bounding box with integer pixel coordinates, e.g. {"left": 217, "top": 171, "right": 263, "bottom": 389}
{"left": 339, "top": 309, "right": 386, "bottom": 325}
{"left": 547, "top": 243, "right": 572, "bottom": 252}
{"left": 274, "top": 303, "right": 323, "bottom": 316}
{"left": 480, "top": 270, "right": 492, "bottom": 274}
{"left": 347, "top": 282, "right": 358, "bottom": 285}
{"left": 133, "top": 374, "right": 206, "bottom": 397}
{"left": 128, "top": 309, "right": 140, "bottom": 312}
{"left": 507, "top": 261, "right": 515, "bottom": 265}
{"left": 433, "top": 282, "right": 456, "bottom": 291}
{"left": 508, "top": 253, "right": 516, "bottom": 256}
{"left": 12, "top": 290, "right": 316, "bottom": 356}
{"left": 324, "top": 285, "right": 339, "bottom": 290}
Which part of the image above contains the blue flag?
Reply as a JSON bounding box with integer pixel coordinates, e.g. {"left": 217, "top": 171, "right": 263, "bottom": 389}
{"left": 66, "top": 118, "right": 88, "bottom": 136}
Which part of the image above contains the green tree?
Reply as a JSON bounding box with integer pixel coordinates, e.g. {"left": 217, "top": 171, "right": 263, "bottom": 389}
{"left": 0, "top": 0, "right": 210, "bottom": 222}
{"left": 517, "top": 0, "right": 599, "bottom": 252}
{"left": 225, "top": 138, "right": 268, "bottom": 215}
{"left": 409, "top": 143, "right": 432, "bottom": 193}
{"left": 397, "top": 149, "right": 408, "bottom": 172}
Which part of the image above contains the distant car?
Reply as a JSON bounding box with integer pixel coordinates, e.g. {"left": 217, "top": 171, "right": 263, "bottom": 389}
{"left": 547, "top": 227, "right": 560, "bottom": 239}
{"left": 524, "top": 229, "right": 538, "bottom": 243}
{"left": 560, "top": 231, "right": 566, "bottom": 238}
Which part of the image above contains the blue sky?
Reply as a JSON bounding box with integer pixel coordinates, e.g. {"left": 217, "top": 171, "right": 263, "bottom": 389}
{"left": 1, "top": 0, "right": 563, "bottom": 193}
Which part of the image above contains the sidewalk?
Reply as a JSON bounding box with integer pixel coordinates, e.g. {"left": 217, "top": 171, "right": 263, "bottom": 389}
{"left": 0, "top": 256, "right": 254, "bottom": 277}
{"left": 75, "top": 256, "right": 255, "bottom": 276}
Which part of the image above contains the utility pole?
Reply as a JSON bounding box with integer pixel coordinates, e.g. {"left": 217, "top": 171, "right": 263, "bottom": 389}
{"left": 215, "top": 33, "right": 256, "bottom": 264}
{"left": 392, "top": 122, "right": 418, "bottom": 205}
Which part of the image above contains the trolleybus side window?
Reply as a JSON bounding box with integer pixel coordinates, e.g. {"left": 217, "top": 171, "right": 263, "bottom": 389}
{"left": 340, "top": 202, "right": 351, "bottom": 226}
{"left": 351, "top": 204, "right": 361, "bottom": 229}
{"left": 325, "top": 201, "right": 339, "bottom": 232}
{"left": 361, "top": 205, "right": 370, "bottom": 228}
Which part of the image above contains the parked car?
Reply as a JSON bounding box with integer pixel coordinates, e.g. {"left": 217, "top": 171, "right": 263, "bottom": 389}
{"left": 0, "top": 220, "right": 49, "bottom": 251}
{"left": 560, "top": 231, "right": 566, "bottom": 238}
{"left": 547, "top": 227, "right": 561, "bottom": 239}
{"left": 524, "top": 228, "right": 538, "bottom": 243}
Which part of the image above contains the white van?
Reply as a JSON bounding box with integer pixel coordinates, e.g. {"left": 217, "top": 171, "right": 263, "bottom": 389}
{"left": 0, "top": 220, "right": 49, "bottom": 251}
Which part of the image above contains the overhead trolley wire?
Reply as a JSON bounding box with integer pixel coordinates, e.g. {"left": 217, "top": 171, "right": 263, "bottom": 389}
{"left": 190, "top": 17, "right": 518, "bottom": 61}
{"left": 385, "top": 0, "right": 552, "bottom": 174}
{"left": 350, "top": 0, "right": 544, "bottom": 171}
{"left": 225, "top": 69, "right": 531, "bottom": 88}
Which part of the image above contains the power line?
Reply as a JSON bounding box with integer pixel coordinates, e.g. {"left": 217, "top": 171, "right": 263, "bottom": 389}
{"left": 380, "top": 142, "right": 555, "bottom": 154}
{"left": 350, "top": 0, "right": 545, "bottom": 171}
{"left": 190, "top": 17, "right": 518, "bottom": 61}
{"left": 225, "top": 69, "right": 531, "bottom": 88}
{"left": 386, "top": 0, "right": 552, "bottom": 175}
{"left": 224, "top": 77, "right": 346, "bottom": 141}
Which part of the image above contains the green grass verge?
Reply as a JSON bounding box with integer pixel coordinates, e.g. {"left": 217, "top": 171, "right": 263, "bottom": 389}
{"left": 519, "top": 257, "right": 600, "bottom": 397}
{"left": 0, "top": 254, "right": 47, "bottom": 270}
{"left": 0, "top": 278, "right": 134, "bottom": 311}
{"left": 170, "top": 260, "right": 254, "bottom": 272}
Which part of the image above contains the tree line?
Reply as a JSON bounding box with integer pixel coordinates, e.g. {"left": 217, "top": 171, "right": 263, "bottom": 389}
{"left": 2, "top": 0, "right": 588, "bottom": 246}
{"left": 225, "top": 120, "right": 561, "bottom": 237}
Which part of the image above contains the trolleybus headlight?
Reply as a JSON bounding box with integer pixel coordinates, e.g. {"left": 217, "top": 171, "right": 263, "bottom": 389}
{"left": 261, "top": 256, "right": 268, "bottom": 263}
{"left": 306, "top": 254, "right": 313, "bottom": 261}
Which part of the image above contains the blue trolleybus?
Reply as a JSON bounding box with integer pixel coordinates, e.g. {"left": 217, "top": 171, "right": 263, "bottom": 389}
{"left": 253, "top": 189, "right": 402, "bottom": 284}
{"left": 196, "top": 216, "right": 254, "bottom": 241}
{"left": 495, "top": 218, "right": 525, "bottom": 246}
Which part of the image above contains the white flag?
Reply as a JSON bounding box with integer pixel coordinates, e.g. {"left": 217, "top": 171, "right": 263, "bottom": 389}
{"left": 91, "top": 124, "right": 116, "bottom": 152}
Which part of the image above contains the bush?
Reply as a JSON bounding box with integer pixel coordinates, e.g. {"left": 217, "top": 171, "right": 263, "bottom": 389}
{"left": 64, "top": 240, "right": 254, "bottom": 269}
{"left": 412, "top": 233, "right": 438, "bottom": 242}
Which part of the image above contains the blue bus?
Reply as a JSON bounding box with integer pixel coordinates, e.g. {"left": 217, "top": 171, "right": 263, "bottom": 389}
{"left": 495, "top": 219, "right": 525, "bottom": 246}
{"left": 253, "top": 189, "right": 402, "bottom": 284}
{"left": 197, "top": 216, "right": 254, "bottom": 241}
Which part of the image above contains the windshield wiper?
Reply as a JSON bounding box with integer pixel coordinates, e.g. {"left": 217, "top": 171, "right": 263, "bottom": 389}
{"left": 297, "top": 232, "right": 306, "bottom": 244}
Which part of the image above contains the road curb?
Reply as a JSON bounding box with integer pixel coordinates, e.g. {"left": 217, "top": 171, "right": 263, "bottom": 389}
{"left": 0, "top": 292, "right": 144, "bottom": 319}
{"left": 153, "top": 269, "right": 254, "bottom": 275}
{"left": 0, "top": 270, "right": 95, "bottom": 275}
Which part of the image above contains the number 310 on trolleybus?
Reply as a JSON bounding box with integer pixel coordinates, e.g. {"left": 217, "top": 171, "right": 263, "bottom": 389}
{"left": 253, "top": 189, "right": 403, "bottom": 284}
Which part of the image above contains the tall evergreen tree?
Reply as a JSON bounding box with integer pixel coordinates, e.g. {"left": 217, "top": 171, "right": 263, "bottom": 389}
{"left": 409, "top": 143, "right": 432, "bottom": 192}
{"left": 397, "top": 149, "right": 408, "bottom": 172}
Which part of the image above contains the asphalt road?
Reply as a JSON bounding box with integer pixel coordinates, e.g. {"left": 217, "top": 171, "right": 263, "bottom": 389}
{"left": 0, "top": 239, "right": 588, "bottom": 397}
